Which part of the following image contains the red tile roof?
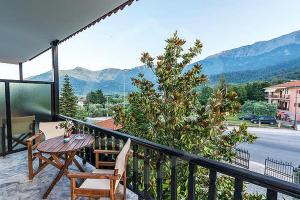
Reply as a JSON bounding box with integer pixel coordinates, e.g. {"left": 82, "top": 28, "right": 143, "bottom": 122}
{"left": 270, "top": 80, "right": 300, "bottom": 88}
{"left": 96, "top": 118, "right": 123, "bottom": 131}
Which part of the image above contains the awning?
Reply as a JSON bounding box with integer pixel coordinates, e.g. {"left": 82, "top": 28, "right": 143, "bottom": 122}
{"left": 0, "top": 0, "right": 134, "bottom": 64}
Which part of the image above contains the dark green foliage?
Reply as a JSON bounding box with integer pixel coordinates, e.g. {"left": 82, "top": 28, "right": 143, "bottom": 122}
{"left": 242, "top": 101, "right": 278, "bottom": 116}
{"left": 209, "top": 58, "right": 300, "bottom": 85}
{"left": 232, "top": 81, "right": 271, "bottom": 104}
{"left": 198, "top": 84, "right": 214, "bottom": 105}
{"left": 59, "top": 75, "right": 78, "bottom": 118}
{"left": 86, "top": 89, "right": 106, "bottom": 105}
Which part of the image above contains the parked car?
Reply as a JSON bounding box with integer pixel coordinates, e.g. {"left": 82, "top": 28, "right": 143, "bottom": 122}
{"left": 239, "top": 114, "right": 257, "bottom": 121}
{"left": 251, "top": 116, "right": 277, "bottom": 125}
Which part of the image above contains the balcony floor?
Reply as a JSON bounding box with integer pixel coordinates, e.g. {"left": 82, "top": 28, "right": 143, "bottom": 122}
{"left": 0, "top": 151, "right": 137, "bottom": 200}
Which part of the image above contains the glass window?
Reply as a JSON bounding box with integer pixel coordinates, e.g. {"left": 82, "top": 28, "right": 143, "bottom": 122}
{"left": 9, "top": 82, "right": 52, "bottom": 151}
{"left": 0, "top": 82, "right": 6, "bottom": 154}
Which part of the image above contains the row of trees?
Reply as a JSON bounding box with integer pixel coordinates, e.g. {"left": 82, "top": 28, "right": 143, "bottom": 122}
{"left": 198, "top": 80, "right": 272, "bottom": 106}
{"left": 242, "top": 101, "right": 277, "bottom": 117}
{"left": 59, "top": 76, "right": 123, "bottom": 120}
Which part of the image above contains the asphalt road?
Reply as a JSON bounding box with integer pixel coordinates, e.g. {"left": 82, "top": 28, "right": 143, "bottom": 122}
{"left": 235, "top": 127, "right": 300, "bottom": 167}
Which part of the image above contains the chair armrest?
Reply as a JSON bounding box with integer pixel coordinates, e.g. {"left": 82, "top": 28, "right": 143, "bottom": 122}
{"left": 68, "top": 172, "right": 120, "bottom": 180}
{"left": 94, "top": 150, "right": 120, "bottom": 154}
{"left": 26, "top": 133, "right": 42, "bottom": 143}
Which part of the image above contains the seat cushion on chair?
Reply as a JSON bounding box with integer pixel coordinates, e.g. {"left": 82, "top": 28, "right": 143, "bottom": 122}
{"left": 92, "top": 169, "right": 114, "bottom": 174}
{"left": 79, "top": 169, "right": 115, "bottom": 190}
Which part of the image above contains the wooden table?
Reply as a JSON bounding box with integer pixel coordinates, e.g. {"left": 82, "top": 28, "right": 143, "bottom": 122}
{"left": 37, "top": 134, "right": 94, "bottom": 199}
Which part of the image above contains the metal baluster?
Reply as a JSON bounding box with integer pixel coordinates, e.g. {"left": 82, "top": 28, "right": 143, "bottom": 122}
{"left": 133, "top": 144, "right": 138, "bottom": 192}
{"left": 208, "top": 170, "right": 217, "bottom": 200}
{"left": 107, "top": 134, "right": 112, "bottom": 161}
{"left": 95, "top": 130, "right": 99, "bottom": 149}
{"left": 188, "top": 162, "right": 196, "bottom": 200}
{"left": 100, "top": 133, "right": 105, "bottom": 163}
{"left": 115, "top": 137, "right": 120, "bottom": 151}
{"left": 144, "top": 147, "right": 150, "bottom": 199}
{"left": 171, "top": 156, "right": 177, "bottom": 200}
{"left": 233, "top": 178, "right": 243, "bottom": 200}
{"left": 156, "top": 154, "right": 163, "bottom": 200}
{"left": 266, "top": 189, "right": 278, "bottom": 200}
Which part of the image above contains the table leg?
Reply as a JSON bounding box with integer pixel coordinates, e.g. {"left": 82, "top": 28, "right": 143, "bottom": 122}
{"left": 73, "top": 157, "right": 85, "bottom": 172}
{"left": 42, "top": 151, "right": 77, "bottom": 199}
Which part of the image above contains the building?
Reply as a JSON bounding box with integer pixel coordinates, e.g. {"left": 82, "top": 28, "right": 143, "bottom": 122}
{"left": 96, "top": 117, "right": 123, "bottom": 131}
{"left": 265, "top": 80, "right": 300, "bottom": 121}
{"left": 77, "top": 96, "right": 86, "bottom": 107}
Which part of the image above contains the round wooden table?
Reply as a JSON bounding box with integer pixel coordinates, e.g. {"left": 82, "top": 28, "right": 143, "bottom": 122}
{"left": 37, "top": 134, "right": 94, "bottom": 199}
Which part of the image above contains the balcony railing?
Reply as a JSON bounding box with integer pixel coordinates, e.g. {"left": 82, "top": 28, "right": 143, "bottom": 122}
{"left": 58, "top": 115, "right": 300, "bottom": 200}
{"left": 266, "top": 94, "right": 280, "bottom": 99}
{"left": 265, "top": 94, "right": 290, "bottom": 100}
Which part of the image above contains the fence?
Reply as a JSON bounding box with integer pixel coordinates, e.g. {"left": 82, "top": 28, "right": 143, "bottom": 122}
{"left": 232, "top": 147, "right": 250, "bottom": 169}
{"left": 265, "top": 158, "right": 295, "bottom": 183}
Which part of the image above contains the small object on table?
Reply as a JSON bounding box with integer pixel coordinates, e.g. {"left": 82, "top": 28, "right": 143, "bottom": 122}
{"left": 56, "top": 120, "right": 74, "bottom": 143}
{"left": 37, "top": 134, "right": 94, "bottom": 199}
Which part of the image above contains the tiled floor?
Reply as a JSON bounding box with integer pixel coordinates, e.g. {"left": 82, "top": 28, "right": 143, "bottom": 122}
{"left": 0, "top": 151, "right": 137, "bottom": 200}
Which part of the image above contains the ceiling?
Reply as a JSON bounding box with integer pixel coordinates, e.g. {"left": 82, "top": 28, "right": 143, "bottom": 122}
{"left": 0, "top": 0, "right": 133, "bottom": 64}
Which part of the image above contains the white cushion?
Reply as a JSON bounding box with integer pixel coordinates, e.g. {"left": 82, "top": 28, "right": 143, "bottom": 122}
{"left": 80, "top": 169, "right": 114, "bottom": 190}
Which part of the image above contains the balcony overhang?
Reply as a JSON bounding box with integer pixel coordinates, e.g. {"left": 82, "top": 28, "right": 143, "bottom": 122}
{"left": 0, "top": 0, "right": 134, "bottom": 64}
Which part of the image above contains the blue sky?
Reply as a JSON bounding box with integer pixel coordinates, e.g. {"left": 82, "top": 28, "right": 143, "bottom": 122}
{"left": 1, "top": 0, "right": 300, "bottom": 79}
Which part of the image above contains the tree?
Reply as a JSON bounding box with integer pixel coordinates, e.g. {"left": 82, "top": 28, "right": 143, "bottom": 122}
{"left": 86, "top": 89, "right": 106, "bottom": 105}
{"left": 245, "top": 81, "right": 271, "bottom": 101}
{"left": 242, "top": 101, "right": 277, "bottom": 116}
{"left": 59, "top": 75, "right": 78, "bottom": 117}
{"left": 198, "top": 84, "right": 214, "bottom": 105}
{"left": 114, "top": 32, "right": 257, "bottom": 199}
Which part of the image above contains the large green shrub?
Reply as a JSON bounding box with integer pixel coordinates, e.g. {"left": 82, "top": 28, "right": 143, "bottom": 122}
{"left": 242, "top": 101, "right": 277, "bottom": 116}
{"left": 114, "top": 32, "right": 257, "bottom": 199}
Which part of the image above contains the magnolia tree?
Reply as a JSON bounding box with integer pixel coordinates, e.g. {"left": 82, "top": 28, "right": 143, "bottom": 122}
{"left": 114, "top": 32, "right": 258, "bottom": 199}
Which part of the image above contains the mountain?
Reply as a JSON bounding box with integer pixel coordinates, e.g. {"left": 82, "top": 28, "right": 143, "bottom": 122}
{"left": 28, "top": 30, "right": 300, "bottom": 95}
{"left": 209, "top": 58, "right": 300, "bottom": 84}
{"left": 28, "top": 66, "right": 155, "bottom": 95}
{"left": 195, "top": 30, "right": 300, "bottom": 75}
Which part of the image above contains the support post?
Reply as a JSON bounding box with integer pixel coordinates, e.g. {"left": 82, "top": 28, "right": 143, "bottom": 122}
{"left": 51, "top": 40, "right": 59, "bottom": 119}
{"left": 19, "top": 63, "right": 23, "bottom": 81}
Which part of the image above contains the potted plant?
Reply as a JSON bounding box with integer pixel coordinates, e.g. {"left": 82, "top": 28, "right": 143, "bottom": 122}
{"left": 57, "top": 120, "right": 74, "bottom": 143}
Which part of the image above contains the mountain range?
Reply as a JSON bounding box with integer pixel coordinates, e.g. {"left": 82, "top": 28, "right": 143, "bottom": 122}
{"left": 28, "top": 30, "right": 300, "bottom": 95}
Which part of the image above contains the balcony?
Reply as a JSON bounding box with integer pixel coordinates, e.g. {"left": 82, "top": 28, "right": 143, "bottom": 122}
{"left": 1, "top": 1, "right": 300, "bottom": 199}
{"left": 2, "top": 87, "right": 300, "bottom": 199}
{"left": 0, "top": 149, "right": 138, "bottom": 199}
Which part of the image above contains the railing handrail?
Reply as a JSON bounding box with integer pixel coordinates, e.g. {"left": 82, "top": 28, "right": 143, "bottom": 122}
{"left": 0, "top": 79, "right": 53, "bottom": 84}
{"left": 58, "top": 114, "right": 300, "bottom": 198}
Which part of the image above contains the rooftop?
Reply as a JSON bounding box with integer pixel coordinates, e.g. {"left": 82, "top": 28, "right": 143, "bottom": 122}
{"left": 268, "top": 80, "right": 300, "bottom": 89}
{"left": 96, "top": 118, "right": 123, "bottom": 130}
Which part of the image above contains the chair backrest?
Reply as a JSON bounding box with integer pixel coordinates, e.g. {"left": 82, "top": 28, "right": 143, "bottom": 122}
{"left": 114, "top": 139, "right": 131, "bottom": 177}
{"left": 39, "top": 121, "right": 65, "bottom": 140}
{"left": 11, "top": 115, "right": 35, "bottom": 136}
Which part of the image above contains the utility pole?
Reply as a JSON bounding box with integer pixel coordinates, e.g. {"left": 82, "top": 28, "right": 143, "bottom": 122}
{"left": 294, "top": 89, "right": 298, "bottom": 130}
{"left": 106, "top": 95, "right": 109, "bottom": 117}
{"left": 123, "top": 73, "right": 126, "bottom": 109}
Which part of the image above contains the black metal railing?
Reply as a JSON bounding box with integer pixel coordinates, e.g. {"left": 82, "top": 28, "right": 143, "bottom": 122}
{"left": 265, "top": 158, "right": 295, "bottom": 183}
{"left": 58, "top": 115, "right": 300, "bottom": 200}
{"left": 232, "top": 147, "right": 250, "bottom": 169}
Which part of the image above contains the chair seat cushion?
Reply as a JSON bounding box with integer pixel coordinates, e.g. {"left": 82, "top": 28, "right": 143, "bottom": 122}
{"left": 80, "top": 169, "right": 114, "bottom": 190}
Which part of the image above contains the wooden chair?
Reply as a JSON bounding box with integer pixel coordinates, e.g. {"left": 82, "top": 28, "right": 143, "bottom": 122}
{"left": 7, "top": 115, "right": 36, "bottom": 149}
{"left": 68, "top": 139, "right": 131, "bottom": 200}
{"left": 26, "top": 121, "right": 65, "bottom": 180}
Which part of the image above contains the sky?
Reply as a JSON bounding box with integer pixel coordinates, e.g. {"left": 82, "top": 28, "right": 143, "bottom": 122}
{"left": 1, "top": 0, "right": 300, "bottom": 79}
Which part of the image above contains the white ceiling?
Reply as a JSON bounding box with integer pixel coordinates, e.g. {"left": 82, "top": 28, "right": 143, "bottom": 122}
{"left": 0, "top": 0, "right": 131, "bottom": 64}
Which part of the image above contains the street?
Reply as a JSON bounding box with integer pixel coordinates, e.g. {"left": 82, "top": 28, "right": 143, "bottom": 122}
{"left": 236, "top": 127, "right": 300, "bottom": 166}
